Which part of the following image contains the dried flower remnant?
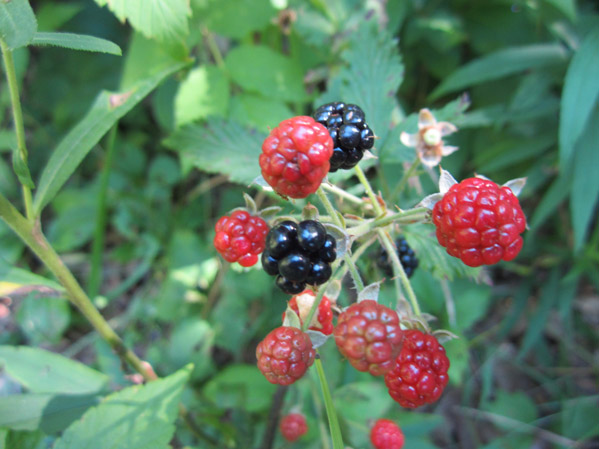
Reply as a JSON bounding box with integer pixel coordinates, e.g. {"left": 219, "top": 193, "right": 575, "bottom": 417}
{"left": 400, "top": 109, "right": 458, "bottom": 167}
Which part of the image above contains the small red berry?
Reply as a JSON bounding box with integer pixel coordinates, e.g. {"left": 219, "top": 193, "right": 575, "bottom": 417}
{"left": 432, "top": 177, "right": 526, "bottom": 267}
{"left": 259, "top": 116, "right": 333, "bottom": 199}
{"left": 370, "top": 419, "right": 404, "bottom": 449}
{"left": 213, "top": 210, "right": 269, "bottom": 267}
{"left": 256, "top": 326, "right": 315, "bottom": 385}
{"left": 284, "top": 290, "right": 335, "bottom": 335}
{"left": 279, "top": 413, "right": 308, "bottom": 442}
{"left": 333, "top": 300, "right": 403, "bottom": 376}
{"left": 384, "top": 329, "right": 450, "bottom": 409}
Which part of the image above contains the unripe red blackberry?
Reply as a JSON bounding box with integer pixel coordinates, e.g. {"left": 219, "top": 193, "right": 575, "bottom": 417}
{"left": 256, "top": 326, "right": 315, "bottom": 385}
{"left": 334, "top": 300, "right": 403, "bottom": 376}
{"left": 432, "top": 177, "right": 526, "bottom": 267}
{"left": 279, "top": 413, "right": 308, "bottom": 442}
{"left": 370, "top": 419, "right": 405, "bottom": 449}
{"left": 213, "top": 210, "right": 269, "bottom": 267}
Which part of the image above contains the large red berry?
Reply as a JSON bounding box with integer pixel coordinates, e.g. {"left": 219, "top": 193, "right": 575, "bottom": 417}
{"left": 384, "top": 329, "right": 450, "bottom": 409}
{"left": 214, "top": 210, "right": 269, "bottom": 267}
{"left": 279, "top": 413, "right": 308, "bottom": 442}
{"left": 370, "top": 419, "right": 404, "bottom": 449}
{"left": 432, "top": 177, "right": 526, "bottom": 267}
{"left": 260, "top": 116, "right": 333, "bottom": 199}
{"left": 284, "top": 290, "right": 334, "bottom": 335}
{"left": 256, "top": 326, "right": 315, "bottom": 385}
{"left": 334, "top": 300, "right": 403, "bottom": 376}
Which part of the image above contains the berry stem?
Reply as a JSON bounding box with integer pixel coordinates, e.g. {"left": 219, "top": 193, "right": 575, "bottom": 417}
{"left": 316, "top": 187, "right": 364, "bottom": 291}
{"left": 321, "top": 182, "right": 363, "bottom": 205}
{"left": 346, "top": 207, "right": 430, "bottom": 236}
{"left": 314, "top": 354, "right": 344, "bottom": 449}
{"left": 378, "top": 229, "right": 421, "bottom": 316}
{"left": 0, "top": 39, "right": 34, "bottom": 222}
{"left": 353, "top": 165, "right": 384, "bottom": 216}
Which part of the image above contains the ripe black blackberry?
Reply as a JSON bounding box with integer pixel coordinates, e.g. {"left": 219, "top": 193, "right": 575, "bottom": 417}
{"left": 313, "top": 102, "right": 375, "bottom": 172}
{"left": 377, "top": 236, "right": 419, "bottom": 278}
{"left": 262, "top": 220, "right": 337, "bottom": 294}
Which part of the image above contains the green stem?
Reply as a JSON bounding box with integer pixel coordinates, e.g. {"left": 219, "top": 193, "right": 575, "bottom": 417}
{"left": 316, "top": 187, "right": 364, "bottom": 291}
{"left": 353, "top": 165, "right": 383, "bottom": 216}
{"left": 321, "top": 182, "right": 363, "bottom": 205}
{"left": 378, "top": 229, "right": 421, "bottom": 316}
{"left": 1, "top": 39, "right": 33, "bottom": 221}
{"left": 0, "top": 192, "right": 155, "bottom": 381}
{"left": 314, "top": 355, "right": 344, "bottom": 449}
{"left": 391, "top": 158, "right": 421, "bottom": 201}
{"left": 202, "top": 27, "right": 225, "bottom": 69}
{"left": 88, "top": 125, "right": 118, "bottom": 299}
{"left": 346, "top": 207, "right": 430, "bottom": 236}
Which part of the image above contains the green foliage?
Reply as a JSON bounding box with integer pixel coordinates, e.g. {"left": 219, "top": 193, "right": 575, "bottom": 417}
{"left": 0, "top": 0, "right": 37, "bottom": 50}
{"left": 30, "top": 32, "right": 122, "bottom": 55}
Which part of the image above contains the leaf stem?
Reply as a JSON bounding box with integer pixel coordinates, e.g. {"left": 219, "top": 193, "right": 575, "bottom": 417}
{"left": 316, "top": 187, "right": 364, "bottom": 291}
{"left": 1, "top": 39, "right": 34, "bottom": 221}
{"left": 321, "top": 182, "right": 363, "bottom": 205}
{"left": 314, "top": 354, "right": 344, "bottom": 449}
{"left": 88, "top": 125, "right": 118, "bottom": 299}
{"left": 0, "top": 191, "right": 156, "bottom": 381}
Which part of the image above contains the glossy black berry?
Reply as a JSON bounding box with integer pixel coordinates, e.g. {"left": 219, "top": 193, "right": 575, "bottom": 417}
{"left": 265, "top": 224, "right": 296, "bottom": 258}
{"left": 278, "top": 253, "right": 310, "bottom": 282}
{"left": 318, "top": 235, "right": 337, "bottom": 263}
{"left": 276, "top": 276, "right": 306, "bottom": 295}
{"left": 377, "top": 236, "right": 419, "bottom": 278}
{"left": 297, "top": 220, "right": 327, "bottom": 253}
{"left": 261, "top": 251, "right": 279, "bottom": 276}
{"left": 312, "top": 102, "right": 374, "bottom": 172}
{"left": 306, "top": 260, "right": 332, "bottom": 285}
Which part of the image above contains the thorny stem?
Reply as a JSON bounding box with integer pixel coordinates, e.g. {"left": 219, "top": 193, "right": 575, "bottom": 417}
{"left": 346, "top": 207, "right": 429, "bottom": 236}
{"left": 1, "top": 39, "right": 34, "bottom": 221}
{"left": 316, "top": 187, "right": 364, "bottom": 291}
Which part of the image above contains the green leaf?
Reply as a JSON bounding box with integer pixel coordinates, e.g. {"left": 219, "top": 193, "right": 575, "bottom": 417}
{"left": 225, "top": 45, "right": 308, "bottom": 102}
{"left": 0, "top": 0, "right": 37, "bottom": 50}
{"left": 201, "top": 0, "right": 276, "bottom": 39}
{"left": 483, "top": 391, "right": 538, "bottom": 427}
{"left": 94, "top": 0, "right": 191, "bottom": 44}
{"left": 53, "top": 365, "right": 192, "bottom": 449}
{"left": 570, "top": 105, "right": 599, "bottom": 251}
{"left": 203, "top": 364, "right": 276, "bottom": 413}
{"left": 30, "top": 32, "right": 121, "bottom": 55}
{"left": 3, "top": 430, "right": 44, "bottom": 449}
{"left": 229, "top": 94, "right": 294, "bottom": 132}
{"left": 16, "top": 295, "right": 71, "bottom": 345}
{"left": 174, "top": 65, "right": 229, "bottom": 126}
{"left": 33, "top": 60, "right": 187, "bottom": 214}
{"left": 430, "top": 44, "right": 569, "bottom": 100}
{"left": 559, "top": 25, "right": 599, "bottom": 167}
{"left": 11, "top": 150, "right": 35, "bottom": 188}
{"left": 0, "top": 393, "right": 100, "bottom": 434}
{"left": 444, "top": 337, "right": 469, "bottom": 386}
{"left": 0, "top": 255, "right": 62, "bottom": 295}
{"left": 164, "top": 119, "right": 266, "bottom": 186}
{"left": 541, "top": 0, "right": 577, "bottom": 22}
{"left": 334, "top": 382, "right": 393, "bottom": 422}
{"left": 529, "top": 171, "right": 571, "bottom": 231}
{"left": 0, "top": 346, "right": 109, "bottom": 394}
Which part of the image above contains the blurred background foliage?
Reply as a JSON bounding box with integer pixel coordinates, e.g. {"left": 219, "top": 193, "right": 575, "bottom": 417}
{"left": 0, "top": 0, "right": 598, "bottom": 448}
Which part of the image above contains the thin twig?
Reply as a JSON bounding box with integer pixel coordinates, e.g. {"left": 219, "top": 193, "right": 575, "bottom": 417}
{"left": 260, "top": 386, "right": 288, "bottom": 449}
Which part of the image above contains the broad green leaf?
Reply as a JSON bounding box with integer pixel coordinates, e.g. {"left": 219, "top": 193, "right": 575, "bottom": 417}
{"left": 0, "top": 255, "right": 63, "bottom": 296}
{"left": 225, "top": 45, "right": 308, "bottom": 102}
{"left": 451, "top": 280, "right": 492, "bottom": 332}
{"left": 16, "top": 295, "right": 71, "bottom": 345}
{"left": 164, "top": 119, "right": 266, "bottom": 186}
{"left": 559, "top": 26, "right": 599, "bottom": 167}
{"left": 0, "top": 346, "right": 109, "bottom": 394}
{"left": 174, "top": 65, "right": 229, "bottom": 126}
{"left": 444, "top": 336, "right": 469, "bottom": 385}
{"left": 201, "top": 0, "right": 277, "bottom": 39}
{"left": 529, "top": 172, "right": 571, "bottom": 231}
{"left": 53, "top": 365, "right": 192, "bottom": 449}
{"left": 561, "top": 396, "right": 599, "bottom": 440}
{"left": 334, "top": 382, "right": 393, "bottom": 422}
{"left": 542, "top": 0, "right": 577, "bottom": 22}
{"left": 570, "top": 105, "right": 599, "bottom": 251}
{"left": 203, "top": 364, "right": 276, "bottom": 413}
{"left": 94, "top": 0, "right": 191, "bottom": 44}
{"left": 33, "top": 61, "right": 187, "bottom": 214}
{"left": 0, "top": 393, "right": 100, "bottom": 434}
{"left": 430, "top": 44, "right": 569, "bottom": 100}
{"left": 3, "top": 430, "right": 44, "bottom": 449}
{"left": 30, "top": 32, "right": 121, "bottom": 55}
{"left": 483, "top": 391, "right": 538, "bottom": 427}
{"left": 229, "top": 94, "right": 294, "bottom": 132}
{"left": 0, "top": 0, "right": 37, "bottom": 50}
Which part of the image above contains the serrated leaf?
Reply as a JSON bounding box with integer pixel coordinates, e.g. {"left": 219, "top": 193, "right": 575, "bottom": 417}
{"left": 164, "top": 119, "right": 266, "bottom": 186}
{"left": 559, "top": 25, "right": 599, "bottom": 167}
{"left": 201, "top": 0, "right": 276, "bottom": 39}
{"left": 0, "top": 393, "right": 100, "bottom": 434}
{"left": 30, "top": 32, "right": 121, "bottom": 55}
{"left": 174, "top": 65, "right": 229, "bottom": 126}
{"left": 53, "top": 365, "right": 192, "bottom": 449}
{"left": 0, "top": 346, "right": 109, "bottom": 394}
{"left": 33, "top": 61, "right": 187, "bottom": 214}
{"left": 94, "top": 0, "right": 191, "bottom": 44}
{"left": 225, "top": 45, "right": 307, "bottom": 103}
{"left": 430, "top": 44, "right": 569, "bottom": 100}
{"left": 0, "top": 0, "right": 37, "bottom": 49}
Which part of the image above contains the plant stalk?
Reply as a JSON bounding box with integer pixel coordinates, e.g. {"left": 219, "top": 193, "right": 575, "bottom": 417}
{"left": 314, "top": 354, "right": 344, "bottom": 449}
{"left": 1, "top": 39, "right": 34, "bottom": 221}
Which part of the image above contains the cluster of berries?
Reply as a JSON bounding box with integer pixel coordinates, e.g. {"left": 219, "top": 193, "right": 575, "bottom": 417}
{"left": 262, "top": 220, "right": 337, "bottom": 294}
{"left": 313, "top": 102, "right": 375, "bottom": 172}
{"left": 377, "top": 236, "right": 419, "bottom": 278}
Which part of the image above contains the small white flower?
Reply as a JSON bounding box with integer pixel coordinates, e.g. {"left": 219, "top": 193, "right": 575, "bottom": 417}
{"left": 400, "top": 109, "right": 458, "bottom": 167}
